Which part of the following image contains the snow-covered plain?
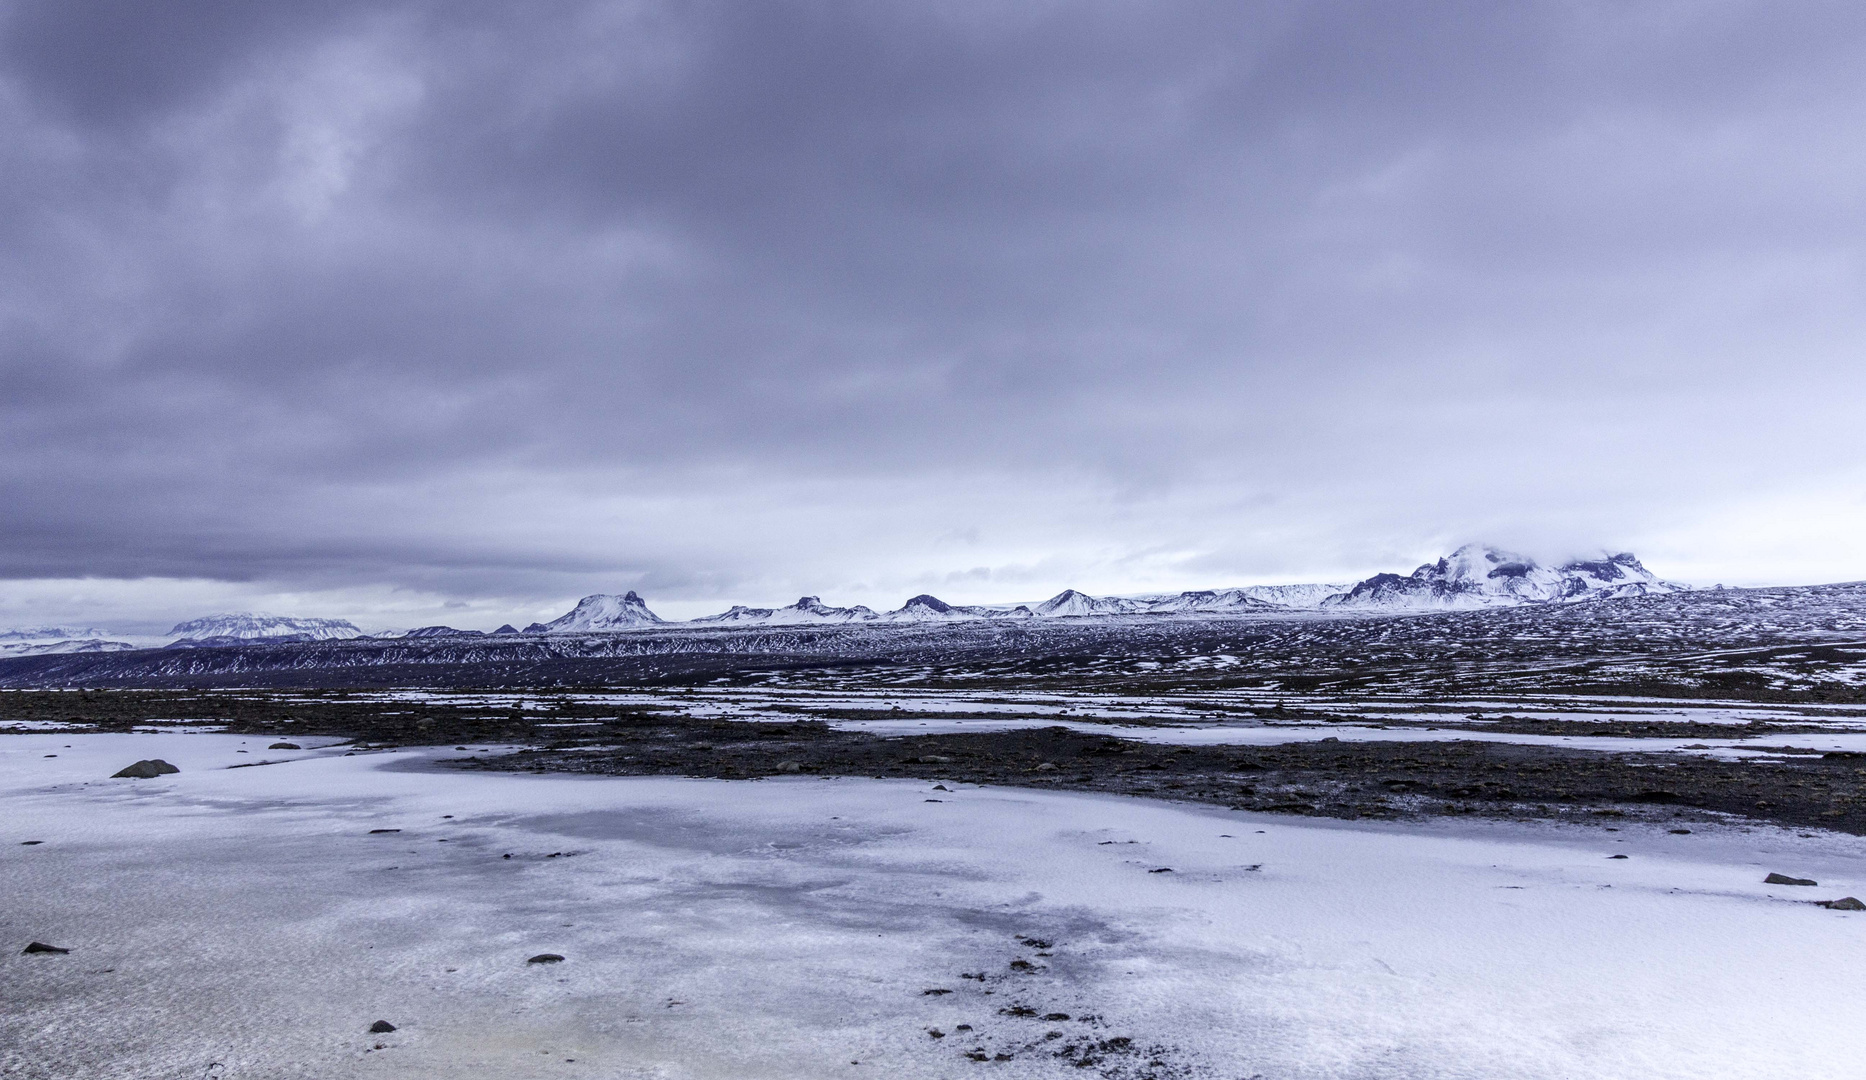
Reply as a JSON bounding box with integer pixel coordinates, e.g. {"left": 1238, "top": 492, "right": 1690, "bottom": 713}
{"left": 5, "top": 733, "right": 1864, "bottom": 1079}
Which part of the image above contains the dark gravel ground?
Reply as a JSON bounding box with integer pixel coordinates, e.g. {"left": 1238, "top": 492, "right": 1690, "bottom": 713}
{"left": 5, "top": 689, "right": 1862, "bottom": 835}
{"left": 454, "top": 718, "right": 1866, "bottom": 835}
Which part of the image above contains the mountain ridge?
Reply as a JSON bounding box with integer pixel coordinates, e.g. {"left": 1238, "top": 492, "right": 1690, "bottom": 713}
{"left": 38, "top": 544, "right": 1692, "bottom": 642}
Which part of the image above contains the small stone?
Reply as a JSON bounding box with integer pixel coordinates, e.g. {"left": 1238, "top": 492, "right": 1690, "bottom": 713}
{"left": 368, "top": 1020, "right": 397, "bottom": 1034}
{"left": 111, "top": 759, "right": 179, "bottom": 779}
{"left": 268, "top": 742, "right": 302, "bottom": 750}
{"left": 20, "top": 840, "right": 42, "bottom": 845}
{"left": 922, "top": 988, "right": 952, "bottom": 995}
{"left": 1149, "top": 867, "right": 1174, "bottom": 873}
{"left": 931, "top": 784, "right": 950, "bottom": 791}
{"left": 527, "top": 953, "right": 565, "bottom": 964}
{"left": 1765, "top": 873, "right": 1818, "bottom": 886}
{"left": 22, "top": 942, "right": 69, "bottom": 955}
{"left": 368, "top": 828, "right": 401, "bottom": 834}
{"left": 1608, "top": 854, "right": 1628, "bottom": 859}
{"left": 1818, "top": 897, "right": 1866, "bottom": 911}
{"left": 1669, "top": 829, "right": 1691, "bottom": 835}
{"left": 927, "top": 1028, "right": 946, "bottom": 1039}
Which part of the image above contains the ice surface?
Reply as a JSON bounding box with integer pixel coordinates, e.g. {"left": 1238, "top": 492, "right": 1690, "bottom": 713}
{"left": 5, "top": 733, "right": 1864, "bottom": 1079}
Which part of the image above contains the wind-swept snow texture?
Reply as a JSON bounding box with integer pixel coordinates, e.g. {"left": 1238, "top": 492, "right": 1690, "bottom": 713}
{"left": 167, "top": 614, "right": 364, "bottom": 642}
{"left": 4, "top": 733, "right": 1863, "bottom": 1079}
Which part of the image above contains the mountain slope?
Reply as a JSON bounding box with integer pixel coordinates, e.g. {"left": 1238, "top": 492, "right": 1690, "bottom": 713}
{"left": 541, "top": 592, "right": 664, "bottom": 632}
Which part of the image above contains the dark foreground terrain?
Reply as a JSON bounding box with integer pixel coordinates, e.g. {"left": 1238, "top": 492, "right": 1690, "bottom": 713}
{"left": 6, "top": 687, "right": 1863, "bottom": 835}
{"left": 465, "top": 718, "right": 1866, "bottom": 835}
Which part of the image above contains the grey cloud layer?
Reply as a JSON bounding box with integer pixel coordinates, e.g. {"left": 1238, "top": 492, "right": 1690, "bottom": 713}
{"left": 3, "top": 0, "right": 1864, "bottom": 612}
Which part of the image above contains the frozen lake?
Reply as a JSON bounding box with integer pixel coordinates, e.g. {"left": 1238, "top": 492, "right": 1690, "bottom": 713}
{"left": 5, "top": 733, "right": 1864, "bottom": 1078}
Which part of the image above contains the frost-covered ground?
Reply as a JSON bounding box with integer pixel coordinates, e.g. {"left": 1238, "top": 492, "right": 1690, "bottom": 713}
{"left": 5, "top": 733, "right": 1864, "bottom": 1079}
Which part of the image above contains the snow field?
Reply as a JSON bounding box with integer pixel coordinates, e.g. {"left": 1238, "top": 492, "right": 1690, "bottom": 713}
{"left": 4, "top": 733, "right": 1864, "bottom": 1079}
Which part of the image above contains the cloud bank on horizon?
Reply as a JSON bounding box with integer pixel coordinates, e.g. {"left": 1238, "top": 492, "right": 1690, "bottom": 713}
{"left": 3, "top": 1, "right": 1864, "bottom": 631}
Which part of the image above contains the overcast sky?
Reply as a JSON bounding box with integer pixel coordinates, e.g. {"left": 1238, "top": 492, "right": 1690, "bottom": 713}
{"left": 4, "top": 0, "right": 1865, "bottom": 632}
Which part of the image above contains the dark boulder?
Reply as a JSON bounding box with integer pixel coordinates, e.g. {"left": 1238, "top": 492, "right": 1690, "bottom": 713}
{"left": 22, "top": 942, "right": 69, "bottom": 955}
{"left": 112, "top": 759, "right": 179, "bottom": 779}
{"left": 1765, "top": 873, "right": 1818, "bottom": 886}
{"left": 368, "top": 1020, "right": 397, "bottom": 1034}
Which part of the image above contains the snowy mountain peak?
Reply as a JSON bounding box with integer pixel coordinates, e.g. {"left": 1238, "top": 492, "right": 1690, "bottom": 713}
{"left": 1324, "top": 544, "right": 1685, "bottom": 611}
{"left": 541, "top": 592, "right": 665, "bottom": 633}
{"left": 167, "top": 614, "right": 363, "bottom": 641}
{"left": 1035, "top": 589, "right": 1148, "bottom": 617}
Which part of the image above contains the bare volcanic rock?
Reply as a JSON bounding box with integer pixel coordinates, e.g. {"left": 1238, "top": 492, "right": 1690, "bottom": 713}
{"left": 111, "top": 759, "right": 179, "bottom": 779}
{"left": 1765, "top": 873, "right": 1818, "bottom": 886}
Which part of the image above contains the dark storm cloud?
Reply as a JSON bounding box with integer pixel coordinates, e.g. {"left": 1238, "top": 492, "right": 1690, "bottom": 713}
{"left": 4, "top": 0, "right": 1866, "bottom": 622}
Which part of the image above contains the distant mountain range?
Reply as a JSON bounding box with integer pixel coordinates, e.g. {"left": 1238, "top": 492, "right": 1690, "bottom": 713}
{"left": 0, "top": 545, "right": 1690, "bottom": 649}
{"left": 380, "top": 543, "right": 1686, "bottom": 634}
{"left": 0, "top": 626, "right": 110, "bottom": 642}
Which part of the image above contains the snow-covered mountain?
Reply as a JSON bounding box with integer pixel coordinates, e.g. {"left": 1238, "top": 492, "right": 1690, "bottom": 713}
{"left": 167, "top": 614, "right": 363, "bottom": 642}
{"left": 1033, "top": 590, "right": 1151, "bottom": 617}
{"left": 0, "top": 626, "right": 110, "bottom": 643}
{"left": 1323, "top": 545, "right": 1686, "bottom": 611}
{"left": 0, "top": 638, "right": 137, "bottom": 658}
{"left": 874, "top": 594, "right": 995, "bottom": 622}
{"left": 1232, "top": 583, "right": 1354, "bottom": 608}
{"left": 692, "top": 596, "right": 882, "bottom": 625}
{"left": 540, "top": 592, "right": 664, "bottom": 632}
{"left": 1135, "top": 589, "right": 1285, "bottom": 615}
